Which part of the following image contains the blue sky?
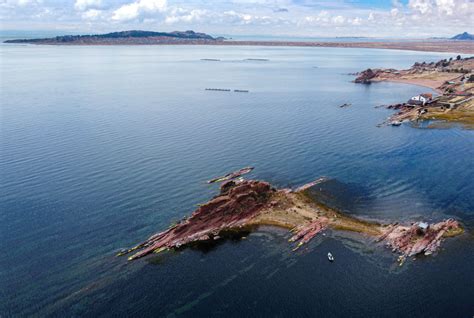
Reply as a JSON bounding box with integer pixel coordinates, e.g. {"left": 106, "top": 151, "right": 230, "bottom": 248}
{"left": 0, "top": 0, "right": 472, "bottom": 37}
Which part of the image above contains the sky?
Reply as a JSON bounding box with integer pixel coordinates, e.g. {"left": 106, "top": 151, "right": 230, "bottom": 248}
{"left": 0, "top": 0, "right": 473, "bottom": 38}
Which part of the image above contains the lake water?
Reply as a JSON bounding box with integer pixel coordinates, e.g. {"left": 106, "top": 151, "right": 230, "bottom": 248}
{"left": 1, "top": 44, "right": 473, "bottom": 317}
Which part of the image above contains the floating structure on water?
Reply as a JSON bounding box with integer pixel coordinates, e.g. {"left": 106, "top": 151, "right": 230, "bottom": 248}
{"left": 205, "top": 88, "right": 250, "bottom": 93}
{"left": 205, "top": 88, "right": 231, "bottom": 92}
{"left": 245, "top": 58, "right": 269, "bottom": 61}
{"left": 201, "top": 58, "right": 220, "bottom": 61}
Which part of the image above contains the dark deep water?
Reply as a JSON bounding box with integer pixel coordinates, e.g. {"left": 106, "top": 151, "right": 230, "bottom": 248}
{"left": 1, "top": 45, "right": 473, "bottom": 317}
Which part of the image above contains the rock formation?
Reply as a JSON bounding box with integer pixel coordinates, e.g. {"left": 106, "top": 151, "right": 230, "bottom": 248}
{"left": 380, "top": 219, "right": 461, "bottom": 257}
{"left": 123, "top": 179, "right": 275, "bottom": 260}
{"left": 354, "top": 68, "right": 378, "bottom": 83}
{"left": 119, "top": 178, "right": 463, "bottom": 263}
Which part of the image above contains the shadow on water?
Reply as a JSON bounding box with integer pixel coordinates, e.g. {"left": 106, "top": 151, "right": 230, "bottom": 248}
{"left": 147, "top": 229, "right": 254, "bottom": 265}
{"left": 304, "top": 178, "right": 374, "bottom": 216}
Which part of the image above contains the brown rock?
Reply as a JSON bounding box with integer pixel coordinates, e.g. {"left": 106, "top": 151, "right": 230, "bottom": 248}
{"left": 127, "top": 180, "right": 273, "bottom": 260}
{"left": 355, "top": 68, "right": 379, "bottom": 84}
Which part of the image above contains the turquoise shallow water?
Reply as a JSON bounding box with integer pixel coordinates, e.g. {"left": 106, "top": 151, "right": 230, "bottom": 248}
{"left": 1, "top": 44, "right": 473, "bottom": 317}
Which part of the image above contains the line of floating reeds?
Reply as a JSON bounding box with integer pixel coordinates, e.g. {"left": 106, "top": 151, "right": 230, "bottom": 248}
{"left": 205, "top": 88, "right": 231, "bottom": 91}
{"left": 205, "top": 88, "right": 249, "bottom": 93}
{"left": 199, "top": 58, "right": 269, "bottom": 62}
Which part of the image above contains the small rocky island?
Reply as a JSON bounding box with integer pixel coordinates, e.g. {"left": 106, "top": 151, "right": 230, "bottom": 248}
{"left": 355, "top": 56, "right": 474, "bottom": 128}
{"left": 4, "top": 30, "right": 224, "bottom": 45}
{"left": 119, "top": 175, "right": 463, "bottom": 265}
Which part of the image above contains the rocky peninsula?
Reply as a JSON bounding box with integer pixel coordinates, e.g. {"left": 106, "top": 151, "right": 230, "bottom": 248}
{"left": 355, "top": 56, "right": 474, "bottom": 128}
{"left": 119, "top": 176, "right": 463, "bottom": 265}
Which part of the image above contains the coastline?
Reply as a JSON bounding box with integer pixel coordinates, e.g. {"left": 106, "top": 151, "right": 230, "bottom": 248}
{"left": 354, "top": 57, "right": 474, "bottom": 128}
{"left": 217, "top": 40, "right": 474, "bottom": 54}
{"left": 372, "top": 77, "right": 445, "bottom": 94}
{"left": 5, "top": 39, "right": 474, "bottom": 54}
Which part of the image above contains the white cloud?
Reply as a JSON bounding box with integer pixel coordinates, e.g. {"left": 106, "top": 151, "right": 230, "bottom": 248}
{"left": 111, "top": 0, "right": 167, "bottom": 22}
{"left": 1, "top": 0, "right": 40, "bottom": 7}
{"left": 74, "top": 0, "right": 102, "bottom": 11}
{"left": 304, "top": 11, "right": 354, "bottom": 26}
{"left": 351, "top": 17, "right": 362, "bottom": 26}
{"left": 408, "top": 0, "right": 474, "bottom": 17}
{"left": 332, "top": 15, "right": 345, "bottom": 25}
{"left": 81, "top": 8, "right": 102, "bottom": 20}
{"left": 0, "top": 0, "right": 472, "bottom": 37}
{"left": 409, "top": 0, "right": 433, "bottom": 15}
{"left": 165, "top": 8, "right": 207, "bottom": 24}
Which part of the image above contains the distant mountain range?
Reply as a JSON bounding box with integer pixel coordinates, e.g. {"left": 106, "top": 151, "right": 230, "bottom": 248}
{"left": 451, "top": 32, "right": 474, "bottom": 40}
{"left": 4, "top": 30, "right": 224, "bottom": 44}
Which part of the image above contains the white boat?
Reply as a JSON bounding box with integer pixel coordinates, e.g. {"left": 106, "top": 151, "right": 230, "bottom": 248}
{"left": 391, "top": 121, "right": 402, "bottom": 126}
{"left": 327, "top": 252, "right": 334, "bottom": 262}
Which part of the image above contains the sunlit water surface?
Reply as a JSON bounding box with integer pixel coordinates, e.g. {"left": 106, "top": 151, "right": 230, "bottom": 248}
{"left": 1, "top": 44, "right": 473, "bottom": 317}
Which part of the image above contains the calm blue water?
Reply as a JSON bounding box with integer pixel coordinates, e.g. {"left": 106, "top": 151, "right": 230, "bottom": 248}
{"left": 1, "top": 44, "right": 473, "bottom": 317}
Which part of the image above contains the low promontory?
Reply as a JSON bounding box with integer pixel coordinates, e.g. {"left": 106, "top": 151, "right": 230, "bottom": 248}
{"left": 119, "top": 176, "right": 463, "bottom": 265}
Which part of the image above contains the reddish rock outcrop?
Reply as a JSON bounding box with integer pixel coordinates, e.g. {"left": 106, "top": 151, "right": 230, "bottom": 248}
{"left": 289, "top": 218, "right": 328, "bottom": 250}
{"left": 125, "top": 180, "right": 274, "bottom": 260}
{"left": 119, "top": 178, "right": 463, "bottom": 263}
{"left": 294, "top": 177, "right": 328, "bottom": 192}
{"left": 380, "top": 219, "right": 461, "bottom": 257}
{"left": 354, "top": 68, "right": 380, "bottom": 84}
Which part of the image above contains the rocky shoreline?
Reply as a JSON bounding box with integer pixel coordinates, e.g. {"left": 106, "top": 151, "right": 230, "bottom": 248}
{"left": 354, "top": 57, "right": 474, "bottom": 128}
{"left": 119, "top": 177, "right": 463, "bottom": 265}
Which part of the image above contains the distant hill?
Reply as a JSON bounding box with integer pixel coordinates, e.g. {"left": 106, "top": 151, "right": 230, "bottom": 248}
{"left": 4, "top": 30, "right": 224, "bottom": 44}
{"left": 451, "top": 32, "right": 474, "bottom": 40}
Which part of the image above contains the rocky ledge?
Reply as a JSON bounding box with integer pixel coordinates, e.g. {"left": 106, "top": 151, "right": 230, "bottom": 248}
{"left": 119, "top": 178, "right": 464, "bottom": 264}
{"left": 354, "top": 68, "right": 382, "bottom": 84}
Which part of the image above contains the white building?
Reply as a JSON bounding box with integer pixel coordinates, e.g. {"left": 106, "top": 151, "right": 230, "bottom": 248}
{"left": 408, "top": 93, "right": 433, "bottom": 106}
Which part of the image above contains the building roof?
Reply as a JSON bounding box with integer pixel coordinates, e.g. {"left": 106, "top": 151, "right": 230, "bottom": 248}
{"left": 420, "top": 93, "right": 433, "bottom": 98}
{"left": 418, "top": 222, "right": 429, "bottom": 230}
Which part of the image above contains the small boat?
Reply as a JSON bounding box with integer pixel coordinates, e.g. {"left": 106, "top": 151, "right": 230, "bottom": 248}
{"left": 339, "top": 103, "right": 351, "bottom": 108}
{"left": 391, "top": 120, "right": 402, "bottom": 126}
{"left": 207, "top": 167, "right": 254, "bottom": 184}
{"left": 327, "top": 252, "right": 334, "bottom": 262}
